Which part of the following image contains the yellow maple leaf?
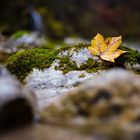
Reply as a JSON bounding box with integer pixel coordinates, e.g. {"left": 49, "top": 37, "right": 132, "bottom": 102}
{"left": 88, "top": 33, "right": 126, "bottom": 62}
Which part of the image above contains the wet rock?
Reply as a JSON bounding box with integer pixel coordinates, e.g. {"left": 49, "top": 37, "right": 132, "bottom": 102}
{"left": 0, "top": 66, "right": 37, "bottom": 131}
{"left": 42, "top": 68, "right": 140, "bottom": 140}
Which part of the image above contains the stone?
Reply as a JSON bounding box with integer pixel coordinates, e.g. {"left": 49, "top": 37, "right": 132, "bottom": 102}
{"left": 43, "top": 68, "right": 140, "bottom": 140}
{"left": 26, "top": 67, "right": 98, "bottom": 109}
{"left": 2, "top": 31, "right": 46, "bottom": 53}
{"left": 6, "top": 44, "right": 140, "bottom": 109}
{"left": 64, "top": 37, "right": 89, "bottom": 46}
{"left": 0, "top": 66, "right": 37, "bottom": 131}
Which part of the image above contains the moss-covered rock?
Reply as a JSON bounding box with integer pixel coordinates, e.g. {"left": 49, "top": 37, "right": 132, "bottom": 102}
{"left": 6, "top": 44, "right": 140, "bottom": 81}
{"left": 6, "top": 49, "right": 57, "bottom": 81}
{"left": 116, "top": 46, "right": 140, "bottom": 73}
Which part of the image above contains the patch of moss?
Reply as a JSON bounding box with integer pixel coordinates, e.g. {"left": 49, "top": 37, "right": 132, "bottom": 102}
{"left": 57, "top": 44, "right": 108, "bottom": 73}
{"left": 57, "top": 44, "right": 140, "bottom": 74}
{"left": 117, "top": 46, "right": 140, "bottom": 64}
{"left": 79, "top": 73, "right": 85, "bottom": 78}
{"left": 6, "top": 43, "right": 103, "bottom": 81}
{"left": 6, "top": 43, "right": 83, "bottom": 81}
{"left": 6, "top": 48, "right": 57, "bottom": 81}
{"left": 6, "top": 44, "right": 140, "bottom": 81}
{"left": 55, "top": 56, "right": 78, "bottom": 74}
{"left": 56, "top": 43, "right": 88, "bottom": 54}
{"left": 80, "top": 58, "right": 107, "bottom": 73}
{"left": 116, "top": 46, "right": 140, "bottom": 73}
{"left": 55, "top": 56, "right": 105, "bottom": 74}
{"left": 55, "top": 44, "right": 106, "bottom": 73}
{"left": 13, "top": 30, "right": 29, "bottom": 39}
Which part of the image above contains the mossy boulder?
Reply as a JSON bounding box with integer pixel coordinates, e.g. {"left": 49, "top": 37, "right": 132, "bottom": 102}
{"left": 6, "top": 48, "right": 56, "bottom": 81}
{"left": 6, "top": 44, "right": 140, "bottom": 81}
{"left": 5, "top": 43, "right": 140, "bottom": 109}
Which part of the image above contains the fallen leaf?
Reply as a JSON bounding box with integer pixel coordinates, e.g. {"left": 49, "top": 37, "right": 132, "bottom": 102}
{"left": 88, "top": 33, "right": 126, "bottom": 62}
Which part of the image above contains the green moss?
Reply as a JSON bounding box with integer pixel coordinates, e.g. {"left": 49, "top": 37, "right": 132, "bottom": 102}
{"left": 55, "top": 43, "right": 88, "bottom": 55}
{"left": 80, "top": 58, "right": 107, "bottom": 73}
{"left": 116, "top": 46, "right": 140, "bottom": 73}
{"left": 57, "top": 44, "right": 140, "bottom": 74}
{"left": 13, "top": 30, "right": 29, "bottom": 39}
{"left": 6, "top": 43, "right": 103, "bottom": 81}
{"left": 117, "top": 46, "right": 140, "bottom": 64}
{"left": 55, "top": 44, "right": 105, "bottom": 73}
{"left": 6, "top": 48, "right": 57, "bottom": 81}
{"left": 79, "top": 73, "right": 85, "bottom": 78}
{"left": 6, "top": 44, "right": 140, "bottom": 81}
{"left": 55, "top": 56, "right": 78, "bottom": 74}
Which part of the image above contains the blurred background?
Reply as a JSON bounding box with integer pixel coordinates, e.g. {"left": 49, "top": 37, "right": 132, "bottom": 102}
{"left": 0, "top": 0, "right": 140, "bottom": 41}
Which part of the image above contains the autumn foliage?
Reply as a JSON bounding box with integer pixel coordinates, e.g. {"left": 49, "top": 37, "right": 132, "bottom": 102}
{"left": 88, "top": 34, "right": 126, "bottom": 62}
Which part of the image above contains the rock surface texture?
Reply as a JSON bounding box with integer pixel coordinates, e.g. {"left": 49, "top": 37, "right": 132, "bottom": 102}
{"left": 26, "top": 46, "right": 140, "bottom": 109}
{"left": 42, "top": 69, "right": 140, "bottom": 140}
{"left": 1, "top": 69, "right": 140, "bottom": 140}
{"left": 0, "top": 66, "right": 37, "bottom": 131}
{"left": 6, "top": 44, "right": 140, "bottom": 109}
{"left": 4, "top": 31, "right": 46, "bottom": 53}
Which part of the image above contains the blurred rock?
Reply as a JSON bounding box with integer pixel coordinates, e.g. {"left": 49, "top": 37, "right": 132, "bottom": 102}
{"left": 64, "top": 37, "right": 89, "bottom": 46}
{"left": 0, "top": 51, "right": 10, "bottom": 64}
{"left": 0, "top": 66, "right": 37, "bottom": 131}
{"left": 26, "top": 68, "right": 98, "bottom": 109}
{"left": 2, "top": 31, "right": 46, "bottom": 53}
{"left": 24, "top": 45, "right": 104, "bottom": 109}
{"left": 0, "top": 124, "right": 92, "bottom": 140}
{"left": 43, "top": 68, "right": 140, "bottom": 140}
{"left": 123, "top": 42, "right": 140, "bottom": 52}
{"left": 0, "top": 34, "right": 11, "bottom": 63}
{"left": 23, "top": 45, "right": 139, "bottom": 109}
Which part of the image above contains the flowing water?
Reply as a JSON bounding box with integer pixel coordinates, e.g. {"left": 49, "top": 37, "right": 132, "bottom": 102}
{"left": 28, "top": 7, "right": 44, "bottom": 34}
